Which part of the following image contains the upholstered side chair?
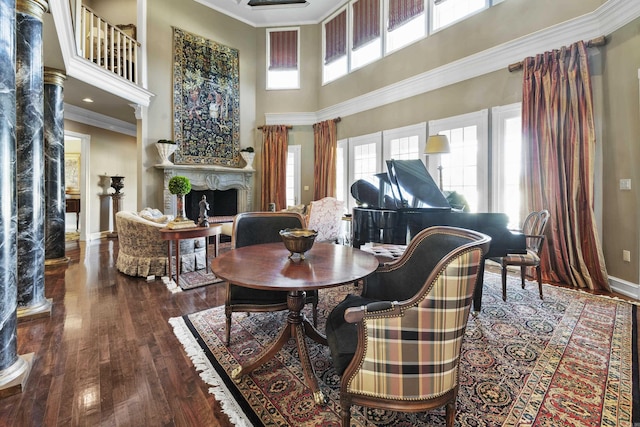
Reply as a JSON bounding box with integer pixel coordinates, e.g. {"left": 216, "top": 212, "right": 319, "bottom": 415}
{"left": 225, "top": 211, "right": 318, "bottom": 345}
{"left": 306, "top": 196, "right": 345, "bottom": 243}
{"left": 489, "top": 209, "right": 550, "bottom": 301}
{"left": 326, "top": 226, "right": 491, "bottom": 427}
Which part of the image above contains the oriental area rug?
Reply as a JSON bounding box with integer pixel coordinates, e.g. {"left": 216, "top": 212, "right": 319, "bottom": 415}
{"left": 169, "top": 273, "right": 639, "bottom": 427}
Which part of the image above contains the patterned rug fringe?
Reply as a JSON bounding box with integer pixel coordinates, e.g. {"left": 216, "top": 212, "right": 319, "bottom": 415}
{"left": 168, "top": 317, "right": 251, "bottom": 427}
{"left": 162, "top": 276, "right": 181, "bottom": 293}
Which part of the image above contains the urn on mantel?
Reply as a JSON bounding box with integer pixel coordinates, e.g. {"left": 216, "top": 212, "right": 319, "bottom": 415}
{"left": 156, "top": 139, "right": 178, "bottom": 166}
{"left": 240, "top": 147, "right": 255, "bottom": 170}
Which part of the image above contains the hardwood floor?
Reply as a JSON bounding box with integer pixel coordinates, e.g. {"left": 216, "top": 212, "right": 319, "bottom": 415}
{"left": 1, "top": 239, "right": 634, "bottom": 427}
{"left": 0, "top": 239, "right": 234, "bottom": 427}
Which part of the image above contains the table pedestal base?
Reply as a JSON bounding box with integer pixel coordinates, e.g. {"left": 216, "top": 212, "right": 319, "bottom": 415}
{"left": 231, "top": 290, "right": 328, "bottom": 405}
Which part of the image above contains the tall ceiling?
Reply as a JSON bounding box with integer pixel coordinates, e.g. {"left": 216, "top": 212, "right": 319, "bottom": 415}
{"left": 194, "top": 0, "right": 344, "bottom": 27}
{"left": 47, "top": 0, "right": 345, "bottom": 127}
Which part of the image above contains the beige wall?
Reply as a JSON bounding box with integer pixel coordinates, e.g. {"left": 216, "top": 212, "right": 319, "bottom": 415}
{"left": 70, "top": 0, "right": 639, "bottom": 285}
{"left": 64, "top": 120, "right": 138, "bottom": 236}
{"left": 142, "top": 0, "right": 259, "bottom": 211}
{"left": 253, "top": 0, "right": 639, "bottom": 285}
{"left": 601, "top": 20, "right": 640, "bottom": 283}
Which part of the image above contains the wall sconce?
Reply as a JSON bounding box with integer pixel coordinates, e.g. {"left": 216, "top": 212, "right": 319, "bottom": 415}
{"left": 425, "top": 134, "right": 451, "bottom": 191}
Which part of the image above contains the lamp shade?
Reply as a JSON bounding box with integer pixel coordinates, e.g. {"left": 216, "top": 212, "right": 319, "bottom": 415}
{"left": 425, "top": 135, "right": 451, "bottom": 154}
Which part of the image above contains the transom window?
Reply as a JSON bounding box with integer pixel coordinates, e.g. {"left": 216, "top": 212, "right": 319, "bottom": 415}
{"left": 322, "top": 0, "right": 499, "bottom": 84}
{"left": 267, "top": 28, "right": 300, "bottom": 90}
{"left": 432, "top": 0, "right": 488, "bottom": 31}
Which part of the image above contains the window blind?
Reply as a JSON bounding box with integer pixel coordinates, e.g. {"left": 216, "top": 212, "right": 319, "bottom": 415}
{"left": 388, "top": 0, "right": 424, "bottom": 31}
{"left": 352, "top": 0, "right": 380, "bottom": 50}
{"left": 324, "top": 10, "right": 347, "bottom": 64}
{"left": 269, "top": 30, "right": 298, "bottom": 70}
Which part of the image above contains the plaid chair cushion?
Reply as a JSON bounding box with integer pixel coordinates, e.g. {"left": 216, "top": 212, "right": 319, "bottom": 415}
{"left": 502, "top": 249, "right": 539, "bottom": 265}
{"left": 345, "top": 249, "right": 483, "bottom": 400}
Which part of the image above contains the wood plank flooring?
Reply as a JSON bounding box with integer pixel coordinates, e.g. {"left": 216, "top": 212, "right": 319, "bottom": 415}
{"left": 0, "top": 239, "right": 233, "bottom": 427}
{"left": 0, "top": 238, "right": 634, "bottom": 427}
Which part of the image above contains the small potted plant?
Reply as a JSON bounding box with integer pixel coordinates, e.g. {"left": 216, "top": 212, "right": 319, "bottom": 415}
{"left": 156, "top": 139, "right": 178, "bottom": 166}
{"left": 240, "top": 146, "right": 255, "bottom": 169}
{"left": 168, "top": 175, "right": 192, "bottom": 223}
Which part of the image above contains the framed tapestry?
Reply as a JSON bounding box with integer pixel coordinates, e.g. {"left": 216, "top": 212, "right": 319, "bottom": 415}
{"left": 172, "top": 28, "right": 240, "bottom": 166}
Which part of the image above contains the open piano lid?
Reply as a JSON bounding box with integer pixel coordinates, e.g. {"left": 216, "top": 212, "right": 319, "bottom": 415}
{"left": 386, "top": 159, "right": 450, "bottom": 210}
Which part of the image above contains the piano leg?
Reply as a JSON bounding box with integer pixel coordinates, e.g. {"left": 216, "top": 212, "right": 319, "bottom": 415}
{"left": 472, "top": 258, "right": 487, "bottom": 313}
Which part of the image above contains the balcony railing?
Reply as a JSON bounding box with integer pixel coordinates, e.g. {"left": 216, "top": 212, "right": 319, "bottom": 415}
{"left": 75, "top": 4, "right": 139, "bottom": 84}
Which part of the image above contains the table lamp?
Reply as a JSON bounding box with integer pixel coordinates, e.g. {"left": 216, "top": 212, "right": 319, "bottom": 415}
{"left": 425, "top": 134, "right": 451, "bottom": 191}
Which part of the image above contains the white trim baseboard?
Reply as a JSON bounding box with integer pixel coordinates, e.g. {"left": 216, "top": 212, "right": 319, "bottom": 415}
{"left": 608, "top": 275, "right": 640, "bottom": 301}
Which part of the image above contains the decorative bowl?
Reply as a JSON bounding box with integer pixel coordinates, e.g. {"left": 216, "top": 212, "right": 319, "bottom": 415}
{"left": 279, "top": 228, "right": 318, "bottom": 260}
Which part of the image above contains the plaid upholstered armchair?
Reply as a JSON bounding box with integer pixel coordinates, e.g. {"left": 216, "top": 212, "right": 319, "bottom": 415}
{"left": 225, "top": 211, "right": 319, "bottom": 345}
{"left": 326, "top": 226, "right": 491, "bottom": 426}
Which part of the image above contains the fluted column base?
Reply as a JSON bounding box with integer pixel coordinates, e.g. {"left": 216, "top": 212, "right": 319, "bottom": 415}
{"left": 0, "top": 353, "right": 33, "bottom": 399}
{"left": 17, "top": 298, "right": 52, "bottom": 322}
{"left": 44, "top": 256, "right": 70, "bottom": 267}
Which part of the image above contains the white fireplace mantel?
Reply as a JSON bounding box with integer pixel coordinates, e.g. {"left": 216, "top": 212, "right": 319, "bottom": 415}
{"left": 155, "top": 164, "right": 255, "bottom": 216}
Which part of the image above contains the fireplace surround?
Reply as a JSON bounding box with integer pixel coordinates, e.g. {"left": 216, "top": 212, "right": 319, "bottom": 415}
{"left": 156, "top": 164, "right": 254, "bottom": 218}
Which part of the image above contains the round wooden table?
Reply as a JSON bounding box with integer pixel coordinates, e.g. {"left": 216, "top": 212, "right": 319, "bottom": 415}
{"left": 211, "top": 242, "right": 378, "bottom": 405}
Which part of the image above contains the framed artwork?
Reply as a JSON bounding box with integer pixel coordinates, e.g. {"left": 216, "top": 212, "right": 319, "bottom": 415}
{"left": 65, "top": 153, "right": 80, "bottom": 194}
{"left": 172, "top": 27, "right": 240, "bottom": 166}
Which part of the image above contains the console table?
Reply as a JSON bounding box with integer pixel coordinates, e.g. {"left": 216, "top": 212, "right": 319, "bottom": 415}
{"left": 65, "top": 197, "right": 81, "bottom": 231}
{"left": 159, "top": 224, "right": 222, "bottom": 286}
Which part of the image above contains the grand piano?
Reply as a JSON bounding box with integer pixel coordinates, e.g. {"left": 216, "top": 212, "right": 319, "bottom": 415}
{"left": 351, "top": 159, "right": 526, "bottom": 312}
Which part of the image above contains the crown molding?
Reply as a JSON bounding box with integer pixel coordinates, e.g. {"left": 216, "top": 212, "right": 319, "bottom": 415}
{"left": 64, "top": 103, "right": 137, "bottom": 137}
{"left": 266, "top": 0, "right": 640, "bottom": 126}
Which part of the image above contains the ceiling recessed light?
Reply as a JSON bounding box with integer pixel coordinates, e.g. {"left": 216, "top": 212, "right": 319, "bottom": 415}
{"left": 82, "top": 97, "right": 94, "bottom": 103}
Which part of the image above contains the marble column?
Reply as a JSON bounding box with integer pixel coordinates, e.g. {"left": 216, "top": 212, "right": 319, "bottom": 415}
{"left": 0, "top": 0, "right": 33, "bottom": 398}
{"left": 44, "top": 68, "right": 68, "bottom": 266}
{"left": 16, "top": 0, "right": 52, "bottom": 321}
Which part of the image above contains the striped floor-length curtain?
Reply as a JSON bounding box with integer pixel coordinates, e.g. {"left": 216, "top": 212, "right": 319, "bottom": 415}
{"left": 313, "top": 120, "right": 338, "bottom": 200}
{"left": 260, "top": 125, "right": 289, "bottom": 211}
{"left": 521, "top": 41, "right": 609, "bottom": 291}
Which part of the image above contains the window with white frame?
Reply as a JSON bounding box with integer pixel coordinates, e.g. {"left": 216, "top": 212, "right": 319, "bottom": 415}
{"left": 267, "top": 28, "right": 300, "bottom": 90}
{"left": 350, "top": 0, "right": 382, "bottom": 70}
{"left": 286, "top": 145, "right": 301, "bottom": 206}
{"left": 428, "top": 110, "right": 488, "bottom": 212}
{"left": 431, "top": 0, "right": 488, "bottom": 31}
{"left": 347, "top": 132, "right": 382, "bottom": 209}
{"left": 336, "top": 139, "right": 349, "bottom": 204}
{"left": 322, "top": 0, "right": 503, "bottom": 83}
{"left": 491, "top": 103, "right": 522, "bottom": 228}
{"left": 385, "top": 0, "right": 427, "bottom": 54}
{"left": 323, "top": 8, "right": 348, "bottom": 84}
{"left": 383, "top": 122, "right": 427, "bottom": 161}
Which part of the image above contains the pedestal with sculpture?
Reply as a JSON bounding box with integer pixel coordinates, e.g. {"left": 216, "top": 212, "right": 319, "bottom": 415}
{"left": 198, "top": 195, "right": 210, "bottom": 227}
{"left": 167, "top": 176, "right": 196, "bottom": 229}
{"left": 108, "top": 176, "right": 125, "bottom": 238}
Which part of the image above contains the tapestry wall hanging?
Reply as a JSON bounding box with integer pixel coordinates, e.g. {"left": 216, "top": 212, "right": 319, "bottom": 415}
{"left": 172, "top": 27, "right": 240, "bottom": 166}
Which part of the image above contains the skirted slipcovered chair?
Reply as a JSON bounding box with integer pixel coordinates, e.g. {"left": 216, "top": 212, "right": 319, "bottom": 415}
{"left": 225, "top": 211, "right": 319, "bottom": 345}
{"left": 489, "top": 209, "right": 550, "bottom": 301}
{"left": 306, "top": 197, "right": 345, "bottom": 243}
{"left": 115, "top": 209, "right": 206, "bottom": 277}
{"left": 326, "top": 226, "right": 491, "bottom": 427}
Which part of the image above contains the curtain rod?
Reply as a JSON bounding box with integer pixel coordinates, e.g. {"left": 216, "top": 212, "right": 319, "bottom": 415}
{"left": 257, "top": 117, "right": 341, "bottom": 130}
{"left": 507, "top": 35, "right": 607, "bottom": 72}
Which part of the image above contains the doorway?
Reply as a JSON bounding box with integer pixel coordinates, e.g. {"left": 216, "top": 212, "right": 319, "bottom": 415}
{"left": 64, "top": 131, "right": 90, "bottom": 241}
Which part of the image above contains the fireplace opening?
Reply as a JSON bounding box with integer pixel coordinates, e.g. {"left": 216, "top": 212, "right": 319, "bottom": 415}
{"left": 185, "top": 189, "right": 238, "bottom": 221}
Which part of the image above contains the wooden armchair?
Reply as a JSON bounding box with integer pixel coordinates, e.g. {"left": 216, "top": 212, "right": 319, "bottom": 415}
{"left": 224, "top": 211, "right": 318, "bottom": 345}
{"left": 489, "top": 209, "right": 550, "bottom": 301}
{"left": 325, "top": 226, "right": 491, "bottom": 426}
